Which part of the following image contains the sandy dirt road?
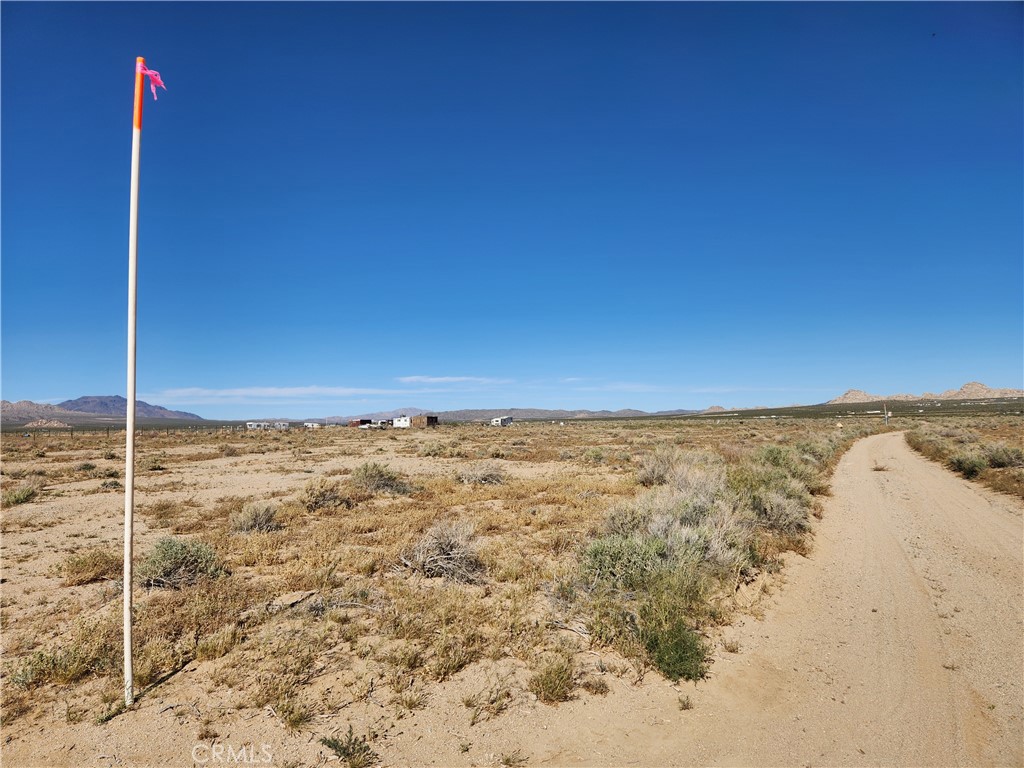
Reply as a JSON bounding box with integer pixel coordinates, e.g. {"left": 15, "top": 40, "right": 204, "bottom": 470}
{"left": 522, "top": 431, "right": 1024, "bottom": 767}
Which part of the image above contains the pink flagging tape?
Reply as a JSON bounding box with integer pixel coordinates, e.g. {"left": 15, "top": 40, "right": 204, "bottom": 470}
{"left": 136, "top": 62, "right": 166, "bottom": 100}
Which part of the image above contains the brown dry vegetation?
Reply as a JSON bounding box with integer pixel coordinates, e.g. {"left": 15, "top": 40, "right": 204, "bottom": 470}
{"left": 905, "top": 416, "right": 1024, "bottom": 499}
{"left": 1, "top": 417, "right": 884, "bottom": 761}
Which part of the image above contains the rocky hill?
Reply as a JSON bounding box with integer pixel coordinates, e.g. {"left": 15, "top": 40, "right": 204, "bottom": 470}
{"left": 2, "top": 397, "right": 203, "bottom": 426}
{"left": 828, "top": 381, "right": 1023, "bottom": 405}
{"left": 58, "top": 396, "right": 202, "bottom": 420}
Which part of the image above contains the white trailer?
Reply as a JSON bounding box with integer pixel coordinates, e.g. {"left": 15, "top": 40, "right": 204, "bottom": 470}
{"left": 392, "top": 416, "right": 411, "bottom": 429}
{"left": 490, "top": 416, "right": 513, "bottom": 427}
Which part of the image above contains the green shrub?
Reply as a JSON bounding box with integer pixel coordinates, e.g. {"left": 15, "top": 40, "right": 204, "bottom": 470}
{"left": 320, "top": 726, "right": 377, "bottom": 768}
{"left": 2, "top": 483, "right": 38, "bottom": 507}
{"left": 582, "top": 536, "right": 667, "bottom": 591}
{"left": 948, "top": 452, "right": 987, "bottom": 479}
{"left": 639, "top": 612, "right": 709, "bottom": 682}
{"left": 138, "top": 537, "right": 226, "bottom": 589}
{"left": 985, "top": 442, "right": 1024, "bottom": 469}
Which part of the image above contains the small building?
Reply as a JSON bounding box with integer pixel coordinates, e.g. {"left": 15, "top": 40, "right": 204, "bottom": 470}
{"left": 349, "top": 419, "right": 371, "bottom": 428}
{"left": 392, "top": 416, "right": 411, "bottom": 429}
{"left": 490, "top": 416, "right": 513, "bottom": 427}
{"left": 273, "top": 421, "right": 290, "bottom": 430}
{"left": 411, "top": 415, "right": 439, "bottom": 428}
{"left": 246, "top": 421, "right": 271, "bottom": 430}
{"left": 303, "top": 422, "right": 322, "bottom": 429}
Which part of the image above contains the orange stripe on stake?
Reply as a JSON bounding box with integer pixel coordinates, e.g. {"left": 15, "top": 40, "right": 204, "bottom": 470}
{"left": 133, "top": 57, "right": 145, "bottom": 130}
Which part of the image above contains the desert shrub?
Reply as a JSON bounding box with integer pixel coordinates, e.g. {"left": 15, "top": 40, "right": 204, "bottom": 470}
{"left": 728, "top": 460, "right": 811, "bottom": 532}
{"left": 408, "top": 521, "right": 482, "bottom": 583}
{"left": 75, "top": 462, "right": 96, "bottom": 472}
{"left": 638, "top": 603, "right": 710, "bottom": 682}
{"left": 320, "top": 726, "right": 378, "bottom": 768}
{"left": 61, "top": 547, "right": 123, "bottom": 586}
{"left": 143, "top": 455, "right": 166, "bottom": 472}
{"left": 753, "top": 491, "right": 808, "bottom": 534}
{"left": 666, "top": 453, "right": 729, "bottom": 524}
{"left": 604, "top": 498, "right": 655, "bottom": 536}
{"left": 456, "top": 463, "right": 506, "bottom": 486}
{"left": 418, "top": 441, "right": 466, "bottom": 458}
{"left": 756, "top": 445, "right": 815, "bottom": 482}
{"left": 985, "top": 442, "right": 1024, "bottom": 469}
{"left": 581, "top": 535, "right": 667, "bottom": 591}
{"left": 636, "top": 446, "right": 681, "bottom": 487}
{"left": 528, "top": 655, "right": 576, "bottom": 703}
{"left": 230, "top": 500, "right": 281, "bottom": 533}
{"left": 948, "top": 451, "right": 987, "bottom": 479}
{"left": 138, "top": 537, "right": 226, "bottom": 589}
{"left": 351, "top": 462, "right": 410, "bottom": 495}
{"left": 9, "top": 619, "right": 120, "bottom": 689}
{"left": 2, "top": 482, "right": 39, "bottom": 507}
{"left": 301, "top": 476, "right": 344, "bottom": 512}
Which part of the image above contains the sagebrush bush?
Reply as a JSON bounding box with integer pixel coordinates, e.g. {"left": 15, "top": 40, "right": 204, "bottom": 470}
{"left": 408, "top": 520, "right": 482, "bottom": 583}
{"left": 949, "top": 451, "right": 987, "bottom": 479}
{"left": 138, "top": 537, "right": 226, "bottom": 589}
{"left": 985, "top": 442, "right": 1024, "bottom": 469}
{"left": 582, "top": 535, "right": 667, "bottom": 590}
{"left": 636, "top": 445, "right": 682, "bottom": 487}
{"left": 230, "top": 500, "right": 281, "bottom": 533}
{"left": 351, "top": 462, "right": 410, "bottom": 495}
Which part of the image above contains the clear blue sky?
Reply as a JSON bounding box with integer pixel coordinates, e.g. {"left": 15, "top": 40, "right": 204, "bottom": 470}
{"left": 2, "top": 2, "right": 1021, "bottom": 419}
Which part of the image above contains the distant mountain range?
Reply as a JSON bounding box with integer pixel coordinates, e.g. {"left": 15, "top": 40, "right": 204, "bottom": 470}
{"left": 3, "top": 381, "right": 1020, "bottom": 427}
{"left": 827, "top": 381, "right": 1023, "bottom": 405}
{"left": 1, "top": 396, "right": 202, "bottom": 426}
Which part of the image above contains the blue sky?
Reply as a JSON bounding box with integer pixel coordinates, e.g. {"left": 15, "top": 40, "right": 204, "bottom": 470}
{"left": 2, "top": 2, "right": 1021, "bottom": 419}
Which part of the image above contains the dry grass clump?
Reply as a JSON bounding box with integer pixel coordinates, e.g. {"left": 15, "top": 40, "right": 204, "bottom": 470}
{"left": 406, "top": 520, "right": 483, "bottom": 583}
{"left": 2, "top": 479, "right": 42, "bottom": 507}
{"left": 301, "top": 476, "right": 346, "bottom": 512}
{"left": 418, "top": 441, "right": 467, "bottom": 459}
{"left": 351, "top": 462, "right": 411, "bottom": 495}
{"left": 463, "top": 676, "right": 513, "bottom": 725}
{"left": 528, "top": 654, "right": 576, "bottom": 703}
{"left": 230, "top": 500, "right": 282, "bottom": 533}
{"left": 138, "top": 536, "right": 226, "bottom": 589}
{"left": 60, "top": 546, "right": 123, "bottom": 586}
{"left": 456, "top": 463, "right": 506, "bottom": 486}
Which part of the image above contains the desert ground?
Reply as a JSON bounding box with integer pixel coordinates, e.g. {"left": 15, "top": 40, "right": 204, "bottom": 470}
{"left": 1, "top": 415, "right": 1021, "bottom": 767}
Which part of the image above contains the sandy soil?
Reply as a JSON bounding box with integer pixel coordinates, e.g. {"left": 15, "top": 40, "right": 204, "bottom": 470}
{"left": 3, "top": 431, "right": 1021, "bottom": 766}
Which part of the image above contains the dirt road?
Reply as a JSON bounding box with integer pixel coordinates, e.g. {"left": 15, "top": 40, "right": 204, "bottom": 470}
{"left": 523, "top": 430, "right": 1024, "bottom": 767}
